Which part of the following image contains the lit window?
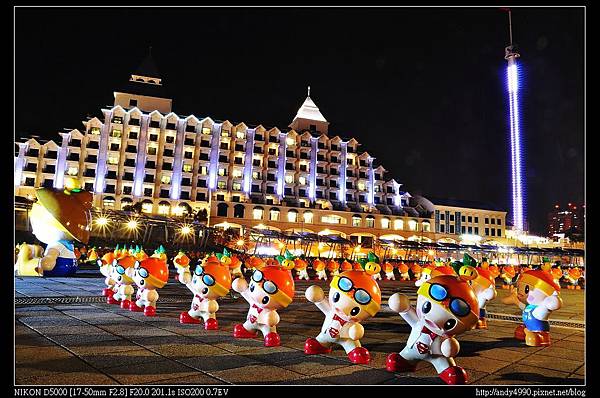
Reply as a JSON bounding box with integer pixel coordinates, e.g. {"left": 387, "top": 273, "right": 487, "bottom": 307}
{"left": 158, "top": 204, "right": 170, "bottom": 215}
{"left": 252, "top": 171, "right": 260, "bottom": 179}
{"left": 322, "top": 215, "right": 342, "bottom": 224}
{"left": 67, "top": 167, "right": 78, "bottom": 176}
{"left": 366, "top": 217, "right": 375, "bottom": 228}
{"left": 236, "top": 131, "right": 245, "bottom": 139}
{"left": 381, "top": 218, "right": 390, "bottom": 229}
{"left": 111, "top": 129, "right": 122, "bottom": 138}
{"left": 232, "top": 182, "right": 241, "bottom": 191}
{"left": 253, "top": 208, "right": 264, "bottom": 220}
{"left": 303, "top": 212, "right": 313, "bottom": 224}
{"left": 298, "top": 176, "right": 307, "bottom": 185}
{"left": 270, "top": 209, "right": 280, "bottom": 221}
{"left": 286, "top": 137, "right": 295, "bottom": 146}
{"left": 394, "top": 219, "right": 403, "bottom": 230}
{"left": 217, "top": 180, "right": 226, "bottom": 189}
{"left": 183, "top": 164, "right": 192, "bottom": 172}
{"left": 287, "top": 211, "right": 298, "bottom": 223}
{"left": 352, "top": 216, "right": 361, "bottom": 227}
{"left": 161, "top": 174, "right": 171, "bottom": 184}
{"left": 142, "top": 203, "right": 153, "bottom": 213}
{"left": 218, "top": 168, "right": 226, "bottom": 176}
{"left": 285, "top": 175, "right": 294, "bottom": 184}
{"left": 221, "top": 130, "right": 230, "bottom": 137}
{"left": 172, "top": 206, "right": 185, "bottom": 216}
{"left": 90, "top": 127, "right": 101, "bottom": 135}
{"left": 232, "top": 169, "right": 243, "bottom": 178}
{"left": 103, "top": 198, "right": 115, "bottom": 208}
{"left": 199, "top": 166, "right": 208, "bottom": 175}
{"left": 107, "top": 156, "right": 119, "bottom": 165}
{"left": 202, "top": 127, "right": 211, "bottom": 135}
{"left": 357, "top": 182, "right": 366, "bottom": 191}
{"left": 422, "top": 222, "right": 431, "bottom": 232}
{"left": 408, "top": 220, "right": 418, "bottom": 231}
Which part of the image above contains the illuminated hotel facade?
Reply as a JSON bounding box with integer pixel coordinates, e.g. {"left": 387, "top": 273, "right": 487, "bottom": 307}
{"left": 14, "top": 56, "right": 508, "bottom": 250}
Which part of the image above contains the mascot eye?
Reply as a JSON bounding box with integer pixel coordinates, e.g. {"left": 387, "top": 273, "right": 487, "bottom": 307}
{"left": 250, "top": 284, "right": 255, "bottom": 292}
{"left": 524, "top": 285, "right": 530, "bottom": 294}
{"left": 444, "top": 319, "right": 457, "bottom": 330}
{"left": 422, "top": 301, "right": 432, "bottom": 314}
{"left": 139, "top": 279, "right": 145, "bottom": 286}
{"left": 262, "top": 296, "right": 270, "bottom": 304}
{"left": 202, "top": 288, "right": 209, "bottom": 294}
{"left": 350, "top": 307, "right": 360, "bottom": 316}
{"left": 332, "top": 292, "right": 340, "bottom": 303}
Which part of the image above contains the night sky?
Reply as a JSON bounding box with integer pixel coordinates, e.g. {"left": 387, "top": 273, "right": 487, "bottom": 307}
{"left": 15, "top": 7, "right": 584, "bottom": 235}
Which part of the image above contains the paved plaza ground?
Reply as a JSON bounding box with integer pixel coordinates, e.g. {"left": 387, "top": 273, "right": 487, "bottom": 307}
{"left": 15, "top": 269, "right": 585, "bottom": 385}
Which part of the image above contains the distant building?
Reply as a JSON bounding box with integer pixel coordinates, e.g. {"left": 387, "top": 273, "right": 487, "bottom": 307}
{"left": 14, "top": 54, "right": 509, "bottom": 254}
{"left": 547, "top": 203, "right": 585, "bottom": 238}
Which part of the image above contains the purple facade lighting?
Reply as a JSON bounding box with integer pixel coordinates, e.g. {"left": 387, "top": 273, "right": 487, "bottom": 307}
{"left": 308, "top": 137, "right": 318, "bottom": 202}
{"left": 94, "top": 110, "right": 112, "bottom": 194}
{"left": 14, "top": 143, "right": 28, "bottom": 187}
{"left": 133, "top": 115, "right": 150, "bottom": 197}
{"left": 339, "top": 142, "right": 348, "bottom": 205}
{"left": 53, "top": 133, "right": 70, "bottom": 189}
{"left": 276, "top": 132, "right": 287, "bottom": 198}
{"left": 243, "top": 128, "right": 255, "bottom": 194}
{"left": 367, "top": 156, "right": 375, "bottom": 205}
{"left": 207, "top": 123, "right": 222, "bottom": 191}
{"left": 169, "top": 119, "right": 186, "bottom": 200}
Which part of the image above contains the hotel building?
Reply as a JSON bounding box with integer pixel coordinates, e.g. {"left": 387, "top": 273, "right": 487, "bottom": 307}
{"left": 14, "top": 55, "right": 508, "bottom": 251}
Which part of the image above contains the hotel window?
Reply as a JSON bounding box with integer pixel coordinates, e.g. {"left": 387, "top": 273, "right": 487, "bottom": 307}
{"left": 110, "top": 143, "right": 120, "bottom": 151}
{"left": 485, "top": 227, "right": 489, "bottom": 235}
{"left": 161, "top": 174, "right": 171, "bottom": 184}
{"left": 322, "top": 215, "right": 342, "bottom": 224}
{"left": 269, "top": 208, "right": 280, "bottom": 221}
{"left": 218, "top": 168, "right": 227, "bottom": 177}
{"left": 352, "top": 216, "right": 361, "bottom": 227}
{"left": 202, "top": 127, "right": 211, "bottom": 135}
{"left": 422, "top": 222, "right": 431, "bottom": 232}
{"left": 474, "top": 217, "right": 479, "bottom": 223}
{"left": 129, "top": 131, "right": 138, "bottom": 140}
{"left": 408, "top": 220, "right": 418, "bottom": 231}
{"left": 158, "top": 203, "right": 170, "bottom": 215}
{"left": 66, "top": 167, "right": 78, "bottom": 176}
{"left": 287, "top": 210, "right": 298, "bottom": 223}
{"left": 142, "top": 202, "right": 153, "bottom": 213}
{"left": 232, "top": 169, "right": 243, "bottom": 178}
{"left": 90, "top": 127, "right": 101, "bottom": 135}
{"left": 268, "top": 148, "right": 277, "bottom": 156}
{"left": 107, "top": 156, "right": 119, "bottom": 165}
{"left": 165, "top": 136, "right": 175, "bottom": 144}
{"left": 234, "top": 157, "right": 243, "bottom": 165}
{"left": 150, "top": 134, "right": 158, "bottom": 142}
{"left": 468, "top": 227, "right": 473, "bottom": 234}
{"left": 285, "top": 175, "right": 294, "bottom": 184}
{"left": 491, "top": 218, "right": 496, "bottom": 224}
{"left": 485, "top": 217, "right": 489, "bottom": 224}
{"left": 440, "top": 212, "right": 445, "bottom": 220}
{"left": 467, "top": 216, "right": 472, "bottom": 223}
{"left": 449, "top": 225, "right": 455, "bottom": 234}
{"left": 491, "top": 229, "right": 496, "bottom": 236}
{"left": 357, "top": 182, "right": 366, "bottom": 191}
{"left": 449, "top": 214, "right": 454, "bottom": 222}
{"left": 184, "top": 151, "right": 193, "bottom": 159}
{"left": 232, "top": 182, "right": 242, "bottom": 191}
{"left": 164, "top": 148, "right": 174, "bottom": 157}
{"left": 252, "top": 171, "right": 260, "bottom": 179}
{"left": 183, "top": 164, "right": 193, "bottom": 172}
{"left": 497, "top": 219, "right": 502, "bottom": 225}
{"left": 461, "top": 216, "right": 466, "bottom": 222}
{"left": 221, "top": 130, "right": 230, "bottom": 137}
{"left": 198, "top": 166, "right": 208, "bottom": 175}
{"left": 394, "top": 219, "right": 403, "bottom": 230}
{"left": 299, "top": 164, "right": 307, "bottom": 172}
{"left": 217, "top": 180, "right": 227, "bottom": 189}
{"left": 147, "top": 146, "right": 157, "bottom": 155}
{"left": 365, "top": 216, "right": 375, "bottom": 228}
{"left": 253, "top": 159, "right": 261, "bottom": 167}
{"left": 220, "top": 142, "right": 229, "bottom": 150}
{"left": 236, "top": 131, "right": 245, "bottom": 139}
{"left": 461, "top": 226, "right": 466, "bottom": 234}
{"left": 303, "top": 211, "right": 313, "bottom": 223}
{"left": 381, "top": 218, "right": 390, "bottom": 229}
{"left": 497, "top": 228, "right": 501, "bottom": 236}
{"left": 111, "top": 129, "right": 122, "bottom": 138}
{"left": 474, "top": 227, "right": 479, "bottom": 234}
{"left": 440, "top": 225, "right": 445, "bottom": 233}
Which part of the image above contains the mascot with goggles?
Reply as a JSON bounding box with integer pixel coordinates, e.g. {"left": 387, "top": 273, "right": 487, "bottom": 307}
{"left": 177, "top": 254, "right": 232, "bottom": 329}
{"left": 97, "top": 249, "right": 117, "bottom": 298}
{"left": 304, "top": 252, "right": 382, "bottom": 364}
{"left": 386, "top": 266, "right": 479, "bottom": 384}
{"left": 127, "top": 256, "right": 168, "bottom": 316}
{"left": 502, "top": 263, "right": 562, "bottom": 346}
{"left": 107, "top": 254, "right": 137, "bottom": 307}
{"left": 469, "top": 256, "right": 498, "bottom": 330}
{"left": 232, "top": 257, "right": 295, "bottom": 347}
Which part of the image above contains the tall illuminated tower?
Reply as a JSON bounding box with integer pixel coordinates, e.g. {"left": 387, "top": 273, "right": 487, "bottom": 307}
{"left": 503, "top": 8, "right": 526, "bottom": 232}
